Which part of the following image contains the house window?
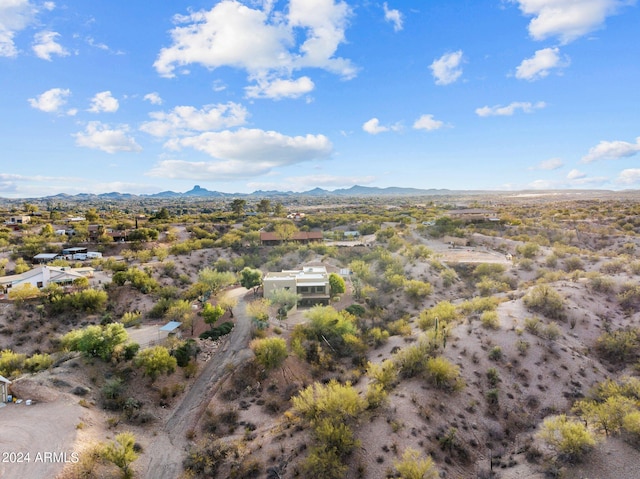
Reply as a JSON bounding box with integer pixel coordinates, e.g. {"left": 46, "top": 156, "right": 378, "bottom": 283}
{"left": 37, "top": 282, "right": 43, "bottom": 288}
{"left": 299, "top": 286, "right": 309, "bottom": 293}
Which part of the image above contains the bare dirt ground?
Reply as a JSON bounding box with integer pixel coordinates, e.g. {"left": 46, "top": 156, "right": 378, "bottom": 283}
{"left": 0, "top": 393, "right": 84, "bottom": 479}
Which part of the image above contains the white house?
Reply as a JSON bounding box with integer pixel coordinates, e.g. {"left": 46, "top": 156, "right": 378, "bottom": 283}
{"left": 0, "top": 265, "right": 94, "bottom": 295}
{"left": 263, "top": 266, "right": 330, "bottom": 306}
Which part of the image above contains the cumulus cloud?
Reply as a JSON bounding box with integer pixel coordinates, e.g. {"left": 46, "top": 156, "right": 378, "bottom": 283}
{"left": 88, "top": 91, "right": 119, "bottom": 113}
{"left": 511, "top": 0, "right": 632, "bottom": 44}
{"left": 32, "top": 30, "right": 68, "bottom": 60}
{"left": 617, "top": 168, "right": 640, "bottom": 185}
{"left": 516, "top": 47, "right": 568, "bottom": 81}
{"left": 0, "top": 0, "right": 37, "bottom": 57}
{"left": 245, "top": 76, "right": 314, "bottom": 99}
{"left": 582, "top": 137, "right": 640, "bottom": 162}
{"left": 413, "top": 114, "right": 445, "bottom": 131}
{"left": 475, "top": 101, "right": 546, "bottom": 117}
{"left": 140, "top": 102, "right": 249, "bottom": 137}
{"left": 567, "top": 168, "right": 586, "bottom": 179}
{"left": 153, "top": 0, "right": 356, "bottom": 90}
{"left": 383, "top": 2, "right": 403, "bottom": 32}
{"left": 148, "top": 128, "right": 332, "bottom": 180}
{"left": 532, "top": 158, "right": 564, "bottom": 170}
{"left": 74, "top": 121, "right": 141, "bottom": 153}
{"left": 430, "top": 50, "right": 463, "bottom": 85}
{"left": 362, "top": 117, "right": 401, "bottom": 134}
{"left": 143, "top": 92, "right": 163, "bottom": 105}
{"left": 28, "top": 87, "right": 71, "bottom": 113}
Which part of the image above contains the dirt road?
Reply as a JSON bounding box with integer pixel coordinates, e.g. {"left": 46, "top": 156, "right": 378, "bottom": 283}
{"left": 142, "top": 287, "right": 254, "bottom": 479}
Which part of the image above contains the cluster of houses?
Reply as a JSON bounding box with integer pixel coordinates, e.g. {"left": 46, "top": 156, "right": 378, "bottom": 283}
{"left": 34, "top": 247, "right": 102, "bottom": 263}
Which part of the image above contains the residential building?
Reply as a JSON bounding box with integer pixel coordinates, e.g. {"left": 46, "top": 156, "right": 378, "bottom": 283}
{"left": 263, "top": 266, "right": 330, "bottom": 305}
{"left": 259, "top": 231, "right": 323, "bottom": 245}
{"left": 0, "top": 265, "right": 94, "bottom": 295}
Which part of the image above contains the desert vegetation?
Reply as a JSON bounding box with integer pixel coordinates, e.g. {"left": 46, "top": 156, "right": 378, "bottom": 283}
{"left": 1, "top": 191, "right": 640, "bottom": 478}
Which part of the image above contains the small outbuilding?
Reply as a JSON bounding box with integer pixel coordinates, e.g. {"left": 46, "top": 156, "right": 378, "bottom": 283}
{"left": 0, "top": 375, "right": 11, "bottom": 403}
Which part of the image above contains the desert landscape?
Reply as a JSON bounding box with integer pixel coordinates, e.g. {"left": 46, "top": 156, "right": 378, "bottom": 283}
{"left": 1, "top": 191, "right": 640, "bottom": 479}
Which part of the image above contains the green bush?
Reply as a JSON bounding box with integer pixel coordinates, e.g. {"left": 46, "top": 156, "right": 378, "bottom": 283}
{"left": 537, "top": 415, "right": 595, "bottom": 461}
{"left": 480, "top": 310, "right": 499, "bottom": 329}
{"left": 523, "top": 284, "right": 565, "bottom": 320}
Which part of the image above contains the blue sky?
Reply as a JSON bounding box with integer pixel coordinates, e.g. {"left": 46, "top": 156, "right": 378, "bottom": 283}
{"left": 1, "top": 0, "right": 639, "bottom": 198}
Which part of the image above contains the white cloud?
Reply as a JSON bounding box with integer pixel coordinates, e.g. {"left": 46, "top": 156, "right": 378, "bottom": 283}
{"left": 154, "top": 0, "right": 355, "bottom": 87}
{"left": 88, "top": 91, "right": 119, "bottom": 113}
{"left": 140, "top": 102, "right": 248, "bottom": 137}
{"left": 516, "top": 47, "right": 568, "bottom": 81}
{"left": 32, "top": 30, "right": 68, "bottom": 60}
{"left": 0, "top": 0, "right": 37, "bottom": 57}
{"left": 567, "top": 168, "right": 586, "bottom": 179}
{"left": 383, "top": 2, "right": 403, "bottom": 32}
{"left": 363, "top": 118, "right": 387, "bottom": 134}
{"left": 617, "top": 168, "right": 640, "bottom": 185}
{"left": 28, "top": 87, "right": 71, "bottom": 113}
{"left": 362, "top": 117, "right": 402, "bottom": 135}
{"left": 149, "top": 128, "right": 332, "bottom": 179}
{"left": 582, "top": 137, "right": 640, "bottom": 162}
{"left": 74, "top": 121, "right": 141, "bottom": 153}
{"left": 413, "top": 114, "right": 445, "bottom": 131}
{"left": 245, "top": 76, "right": 314, "bottom": 99}
{"left": 511, "top": 0, "right": 632, "bottom": 44}
{"left": 143, "top": 92, "right": 163, "bottom": 105}
{"left": 430, "top": 50, "right": 463, "bottom": 86}
{"left": 475, "top": 101, "right": 546, "bottom": 117}
{"left": 532, "top": 158, "right": 564, "bottom": 170}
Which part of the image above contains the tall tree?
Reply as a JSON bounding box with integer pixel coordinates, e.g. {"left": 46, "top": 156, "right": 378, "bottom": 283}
{"left": 257, "top": 198, "right": 271, "bottom": 214}
{"left": 202, "top": 303, "right": 225, "bottom": 329}
{"left": 230, "top": 198, "right": 246, "bottom": 217}
{"left": 274, "top": 221, "right": 298, "bottom": 242}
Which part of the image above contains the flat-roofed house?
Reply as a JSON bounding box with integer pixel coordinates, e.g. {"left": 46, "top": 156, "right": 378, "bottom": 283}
{"left": 260, "top": 231, "right": 323, "bottom": 245}
{"left": 263, "top": 266, "right": 330, "bottom": 306}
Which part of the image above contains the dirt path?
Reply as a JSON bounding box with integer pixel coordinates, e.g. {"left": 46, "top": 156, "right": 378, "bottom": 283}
{"left": 142, "top": 287, "right": 254, "bottom": 479}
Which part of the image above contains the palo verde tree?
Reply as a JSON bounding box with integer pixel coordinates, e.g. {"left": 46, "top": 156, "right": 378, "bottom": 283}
{"left": 250, "top": 337, "right": 288, "bottom": 371}
{"left": 268, "top": 287, "right": 300, "bottom": 320}
{"left": 202, "top": 303, "right": 225, "bottom": 329}
{"left": 101, "top": 432, "right": 139, "bottom": 479}
{"left": 135, "top": 346, "right": 177, "bottom": 381}
{"left": 328, "top": 273, "right": 346, "bottom": 297}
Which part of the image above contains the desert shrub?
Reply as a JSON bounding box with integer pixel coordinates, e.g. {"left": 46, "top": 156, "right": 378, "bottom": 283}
{"left": 250, "top": 337, "right": 288, "bottom": 371}
{"left": 425, "top": 356, "right": 463, "bottom": 390}
{"left": 366, "top": 359, "right": 398, "bottom": 391}
{"left": 518, "top": 258, "right": 534, "bottom": 271}
{"left": 589, "top": 275, "right": 616, "bottom": 293}
{"left": 23, "top": 353, "right": 52, "bottom": 372}
{"left": 394, "top": 447, "right": 439, "bottom": 479}
{"left": 596, "top": 328, "right": 640, "bottom": 364}
{"left": 486, "top": 367, "right": 500, "bottom": 387}
{"left": 601, "top": 260, "right": 626, "bottom": 275}
{"left": 564, "top": 256, "right": 584, "bottom": 272}
{"left": 173, "top": 340, "right": 200, "bottom": 368}
{"left": 476, "top": 277, "right": 511, "bottom": 296}
{"left": 543, "top": 322, "right": 562, "bottom": 341}
{"left": 368, "top": 327, "right": 390, "bottom": 347}
{"left": 404, "top": 280, "right": 433, "bottom": 304}
{"left": 440, "top": 268, "right": 458, "bottom": 288}
{"left": 516, "top": 339, "right": 530, "bottom": 356}
{"left": 61, "top": 323, "right": 128, "bottom": 361}
{"left": 135, "top": 346, "right": 177, "bottom": 380}
{"left": 392, "top": 340, "right": 433, "bottom": 378}
{"left": 199, "top": 322, "right": 234, "bottom": 341}
{"left": 387, "top": 318, "right": 412, "bottom": 336}
{"left": 121, "top": 311, "right": 142, "bottom": 328}
{"left": 537, "top": 415, "right": 595, "bottom": 461}
{"left": 481, "top": 310, "right": 499, "bottom": 329}
{"left": 0, "top": 349, "right": 26, "bottom": 377}
{"left": 344, "top": 304, "right": 366, "bottom": 317}
{"left": 488, "top": 346, "right": 503, "bottom": 361}
{"left": 617, "top": 283, "right": 640, "bottom": 309}
{"left": 418, "top": 301, "right": 458, "bottom": 330}
{"left": 459, "top": 296, "right": 500, "bottom": 314}
{"left": 517, "top": 242, "right": 540, "bottom": 259}
{"left": 100, "top": 432, "right": 139, "bottom": 479}
{"left": 573, "top": 395, "right": 636, "bottom": 437}
{"left": 524, "top": 317, "right": 542, "bottom": 335}
{"left": 523, "top": 285, "right": 565, "bottom": 320}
